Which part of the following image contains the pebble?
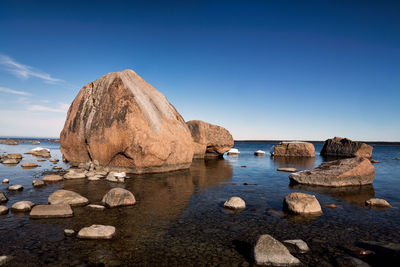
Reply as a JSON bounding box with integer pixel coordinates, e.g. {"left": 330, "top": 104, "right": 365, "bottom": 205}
{"left": 64, "top": 229, "right": 75, "bottom": 237}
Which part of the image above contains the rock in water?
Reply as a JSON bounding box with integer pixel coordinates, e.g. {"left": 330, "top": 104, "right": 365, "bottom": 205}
{"left": 320, "top": 137, "right": 373, "bottom": 158}
{"left": 283, "top": 239, "right": 310, "bottom": 253}
{"left": 77, "top": 224, "right": 116, "bottom": 239}
{"left": 32, "top": 179, "right": 45, "bottom": 187}
{"left": 186, "top": 120, "right": 234, "bottom": 158}
{"left": 271, "top": 142, "right": 315, "bottom": 157}
{"left": 0, "top": 193, "right": 8, "bottom": 203}
{"left": 30, "top": 204, "right": 73, "bottom": 218}
{"left": 48, "top": 190, "right": 89, "bottom": 206}
{"left": 26, "top": 147, "right": 51, "bottom": 158}
{"left": 283, "top": 192, "right": 322, "bottom": 215}
{"left": 0, "top": 205, "right": 9, "bottom": 215}
{"left": 223, "top": 196, "right": 246, "bottom": 210}
{"left": 60, "top": 69, "right": 194, "bottom": 174}
{"left": 253, "top": 234, "right": 301, "bottom": 266}
{"left": 289, "top": 157, "right": 375, "bottom": 187}
{"left": 42, "top": 175, "right": 63, "bottom": 182}
{"left": 365, "top": 198, "right": 392, "bottom": 208}
{"left": 102, "top": 188, "right": 136, "bottom": 208}
{"left": 11, "top": 201, "right": 35, "bottom": 212}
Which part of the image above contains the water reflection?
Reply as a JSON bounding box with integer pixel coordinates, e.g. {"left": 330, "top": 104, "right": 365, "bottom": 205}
{"left": 272, "top": 156, "right": 315, "bottom": 170}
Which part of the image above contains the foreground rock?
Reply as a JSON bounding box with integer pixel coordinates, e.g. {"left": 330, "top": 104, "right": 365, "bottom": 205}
{"left": 7, "top": 185, "right": 23, "bottom": 191}
{"left": 26, "top": 147, "right": 51, "bottom": 158}
{"left": 365, "top": 198, "right": 392, "bottom": 208}
{"left": 253, "top": 234, "right": 301, "bottom": 266}
{"left": 0, "top": 193, "right": 7, "bottom": 203}
{"left": 277, "top": 167, "right": 297, "bottom": 172}
{"left": 320, "top": 137, "right": 373, "bottom": 158}
{"left": 60, "top": 69, "right": 194, "bottom": 174}
{"left": 283, "top": 192, "right": 322, "bottom": 215}
{"left": 271, "top": 142, "right": 315, "bottom": 157}
{"left": 223, "top": 196, "right": 246, "bottom": 210}
{"left": 48, "top": 190, "right": 89, "bottom": 206}
{"left": 186, "top": 120, "right": 234, "bottom": 158}
{"left": 42, "top": 174, "right": 63, "bottom": 182}
{"left": 77, "top": 224, "right": 116, "bottom": 239}
{"left": 0, "top": 205, "right": 9, "bottom": 215}
{"left": 102, "top": 188, "right": 136, "bottom": 208}
{"left": 289, "top": 157, "right": 374, "bottom": 187}
{"left": 30, "top": 204, "right": 73, "bottom": 218}
{"left": 11, "top": 201, "right": 34, "bottom": 212}
{"left": 283, "top": 239, "right": 310, "bottom": 253}
{"left": 0, "top": 153, "right": 23, "bottom": 164}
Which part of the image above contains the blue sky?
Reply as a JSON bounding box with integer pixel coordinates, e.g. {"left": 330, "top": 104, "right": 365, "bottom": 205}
{"left": 0, "top": 0, "right": 399, "bottom": 141}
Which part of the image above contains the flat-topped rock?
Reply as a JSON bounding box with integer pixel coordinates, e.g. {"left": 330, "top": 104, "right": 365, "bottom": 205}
{"left": 52, "top": 166, "right": 63, "bottom": 170}
{"left": 223, "top": 196, "right": 246, "bottom": 210}
{"left": 102, "top": 188, "right": 136, "bottom": 208}
{"left": 320, "top": 137, "right": 373, "bottom": 158}
{"left": 271, "top": 142, "right": 315, "bottom": 157}
{"left": 0, "top": 153, "right": 22, "bottom": 164}
{"left": 21, "top": 162, "right": 39, "bottom": 168}
{"left": 49, "top": 158, "right": 59, "bottom": 163}
{"left": 26, "top": 147, "right": 51, "bottom": 158}
{"left": 43, "top": 174, "right": 63, "bottom": 182}
{"left": 283, "top": 192, "right": 322, "bottom": 215}
{"left": 87, "top": 204, "right": 106, "bottom": 210}
{"left": 48, "top": 190, "right": 89, "bottom": 206}
{"left": 30, "top": 204, "right": 73, "bottom": 218}
{"left": 277, "top": 167, "right": 297, "bottom": 172}
{"left": 11, "top": 201, "right": 34, "bottom": 212}
{"left": 7, "top": 185, "right": 23, "bottom": 191}
{"left": 64, "top": 229, "right": 75, "bottom": 236}
{"left": 366, "top": 198, "right": 392, "bottom": 208}
{"left": 77, "top": 224, "right": 116, "bottom": 239}
{"left": 186, "top": 120, "right": 234, "bottom": 158}
{"left": 60, "top": 69, "right": 194, "bottom": 174}
{"left": 253, "top": 234, "right": 301, "bottom": 266}
{"left": 289, "top": 157, "right": 375, "bottom": 187}
{"left": 0, "top": 205, "right": 9, "bottom": 215}
{"left": 106, "top": 172, "right": 126, "bottom": 183}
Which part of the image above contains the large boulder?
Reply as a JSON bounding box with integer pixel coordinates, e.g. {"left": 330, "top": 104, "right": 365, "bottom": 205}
{"left": 271, "top": 142, "right": 315, "bottom": 157}
{"left": 320, "top": 137, "right": 373, "bottom": 158}
{"left": 60, "top": 69, "right": 194, "bottom": 174}
{"left": 186, "top": 120, "right": 234, "bottom": 158}
{"left": 289, "top": 157, "right": 375, "bottom": 187}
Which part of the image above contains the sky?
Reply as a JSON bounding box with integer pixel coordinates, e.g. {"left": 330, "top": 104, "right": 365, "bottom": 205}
{"left": 0, "top": 0, "right": 399, "bottom": 141}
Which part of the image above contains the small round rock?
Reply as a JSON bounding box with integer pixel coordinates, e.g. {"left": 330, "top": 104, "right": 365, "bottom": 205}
{"left": 224, "top": 196, "right": 246, "bottom": 210}
{"left": 7, "top": 185, "right": 23, "bottom": 191}
{"left": 11, "top": 201, "right": 34, "bottom": 212}
{"left": 64, "top": 229, "right": 75, "bottom": 237}
{"left": 0, "top": 205, "right": 9, "bottom": 215}
{"left": 2, "top": 179, "right": 9, "bottom": 184}
{"left": 32, "top": 179, "right": 45, "bottom": 187}
{"left": 366, "top": 198, "right": 392, "bottom": 208}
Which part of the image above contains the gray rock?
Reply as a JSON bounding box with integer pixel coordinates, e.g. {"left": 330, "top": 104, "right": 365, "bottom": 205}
{"left": 283, "top": 192, "right": 322, "bottom": 215}
{"left": 102, "top": 188, "right": 136, "bottom": 208}
{"left": 77, "top": 224, "right": 116, "bottom": 239}
{"left": 0, "top": 193, "right": 8, "bottom": 203}
{"left": 283, "top": 239, "right": 310, "bottom": 253}
{"left": 30, "top": 204, "right": 73, "bottom": 218}
{"left": 32, "top": 179, "right": 45, "bottom": 187}
{"left": 0, "top": 205, "right": 8, "bottom": 215}
{"left": 7, "top": 185, "right": 23, "bottom": 191}
{"left": 48, "top": 189, "right": 89, "bottom": 206}
{"left": 11, "top": 201, "right": 35, "bottom": 212}
{"left": 223, "top": 196, "right": 246, "bottom": 210}
{"left": 253, "top": 234, "right": 301, "bottom": 266}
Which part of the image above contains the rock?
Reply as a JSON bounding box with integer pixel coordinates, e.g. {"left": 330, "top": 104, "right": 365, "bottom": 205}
{"left": 370, "top": 159, "right": 380, "bottom": 163}
{"left": 0, "top": 255, "right": 13, "bottom": 266}
{"left": 88, "top": 176, "right": 101, "bottom": 181}
{"left": 26, "top": 147, "right": 51, "bottom": 158}
{"left": 324, "top": 204, "right": 339, "bottom": 209}
{"left": 106, "top": 172, "right": 126, "bottom": 183}
{"left": 32, "top": 141, "right": 40, "bottom": 145}
{"left": 186, "top": 120, "right": 234, "bottom": 158}
{"left": 11, "top": 201, "right": 34, "bottom": 212}
{"left": 48, "top": 189, "right": 89, "bottom": 206}
{"left": 60, "top": 69, "right": 194, "bottom": 174}
{"left": 0, "top": 154, "right": 22, "bottom": 164}
{"left": 64, "top": 229, "right": 75, "bottom": 236}
{"left": 271, "top": 142, "right": 315, "bottom": 157}
{"left": 7, "top": 185, "right": 23, "bottom": 191}
{"left": 1, "top": 158, "right": 19, "bottom": 164}
{"left": 49, "top": 158, "right": 59, "bottom": 163}
{"left": 335, "top": 256, "right": 371, "bottom": 267}
{"left": 64, "top": 169, "right": 87, "bottom": 179}
{"left": 0, "top": 205, "right": 8, "bottom": 215}
{"left": 30, "top": 204, "right": 73, "bottom": 218}
{"left": 32, "top": 179, "right": 45, "bottom": 187}
{"left": 254, "top": 150, "right": 266, "bottom": 156}
{"left": 342, "top": 245, "right": 373, "bottom": 257}
{"left": 283, "top": 192, "right": 322, "bottom": 215}
{"left": 77, "top": 224, "right": 116, "bottom": 239}
{"left": 365, "top": 198, "right": 392, "bottom": 208}
{"left": 101, "top": 188, "right": 136, "bottom": 208}
{"left": 320, "top": 137, "right": 373, "bottom": 158}
{"left": 5, "top": 138, "right": 18, "bottom": 145}
{"left": 37, "top": 159, "right": 46, "bottom": 162}
{"left": 223, "top": 196, "right": 246, "bottom": 210}
{"left": 283, "top": 239, "right": 310, "bottom": 253}
{"left": 87, "top": 204, "right": 106, "bottom": 210}
{"left": 289, "top": 157, "right": 375, "bottom": 187}
{"left": 2, "top": 179, "right": 9, "bottom": 184}
{"left": 277, "top": 168, "right": 297, "bottom": 172}
{"left": 53, "top": 166, "right": 62, "bottom": 170}
{"left": 43, "top": 174, "right": 63, "bottom": 182}
{"left": 253, "top": 234, "right": 301, "bottom": 266}
{"left": 21, "top": 162, "right": 39, "bottom": 168}
{"left": 0, "top": 193, "right": 7, "bottom": 203}
{"left": 227, "top": 148, "right": 240, "bottom": 155}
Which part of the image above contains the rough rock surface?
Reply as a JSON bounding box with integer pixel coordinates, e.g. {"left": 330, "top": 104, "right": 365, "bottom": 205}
{"left": 30, "top": 204, "right": 73, "bottom": 218}
{"left": 64, "top": 169, "right": 87, "bottom": 179}
{"left": 48, "top": 190, "right": 89, "bottom": 206}
{"left": 223, "top": 197, "right": 246, "bottom": 210}
{"left": 289, "top": 157, "right": 375, "bottom": 187}
{"left": 77, "top": 224, "right": 116, "bottom": 239}
{"left": 283, "top": 192, "right": 322, "bottom": 215}
{"left": 320, "top": 137, "right": 373, "bottom": 158}
{"left": 0, "top": 153, "right": 22, "bottom": 164}
{"left": 60, "top": 69, "right": 194, "bottom": 174}
{"left": 365, "top": 198, "right": 392, "bottom": 208}
{"left": 11, "top": 201, "right": 34, "bottom": 212}
{"left": 253, "top": 234, "right": 301, "bottom": 266}
{"left": 42, "top": 174, "right": 63, "bottom": 182}
{"left": 271, "top": 142, "right": 315, "bottom": 157}
{"left": 101, "top": 188, "right": 136, "bottom": 208}
{"left": 186, "top": 120, "right": 234, "bottom": 158}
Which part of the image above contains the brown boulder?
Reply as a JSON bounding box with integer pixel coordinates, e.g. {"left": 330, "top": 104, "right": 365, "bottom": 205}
{"left": 271, "top": 142, "right": 315, "bottom": 157}
{"left": 186, "top": 120, "right": 234, "bottom": 158}
{"left": 21, "top": 162, "right": 39, "bottom": 168}
{"left": 289, "top": 157, "right": 375, "bottom": 187}
{"left": 26, "top": 147, "right": 51, "bottom": 158}
{"left": 60, "top": 69, "right": 194, "bottom": 174}
{"left": 320, "top": 137, "right": 373, "bottom": 158}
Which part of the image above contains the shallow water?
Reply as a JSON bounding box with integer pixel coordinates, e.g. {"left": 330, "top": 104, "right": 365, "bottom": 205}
{"left": 0, "top": 141, "right": 400, "bottom": 266}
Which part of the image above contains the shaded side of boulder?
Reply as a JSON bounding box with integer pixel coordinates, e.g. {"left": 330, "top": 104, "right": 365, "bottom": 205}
{"left": 186, "top": 120, "right": 234, "bottom": 158}
{"left": 320, "top": 137, "right": 373, "bottom": 158}
{"left": 271, "top": 142, "right": 315, "bottom": 157}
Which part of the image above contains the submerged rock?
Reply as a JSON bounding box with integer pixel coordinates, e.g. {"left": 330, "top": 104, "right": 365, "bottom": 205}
{"left": 77, "top": 224, "right": 116, "bottom": 239}
{"left": 11, "top": 201, "right": 34, "bottom": 212}
{"left": 60, "top": 69, "right": 194, "bottom": 174}
{"left": 0, "top": 193, "right": 7, "bottom": 203}
{"left": 223, "top": 196, "right": 246, "bottom": 210}
{"left": 186, "top": 120, "right": 234, "bottom": 158}
{"left": 42, "top": 174, "right": 63, "bottom": 182}
{"left": 7, "top": 185, "right": 23, "bottom": 191}
{"left": 0, "top": 205, "right": 9, "bottom": 215}
{"left": 21, "top": 162, "right": 39, "bottom": 168}
{"left": 283, "top": 239, "right": 310, "bottom": 253}
{"left": 283, "top": 192, "right": 322, "bottom": 215}
{"left": 64, "top": 229, "right": 75, "bottom": 237}
{"left": 101, "top": 188, "right": 136, "bottom": 208}
{"left": 320, "top": 137, "right": 373, "bottom": 158}
{"left": 271, "top": 142, "right": 315, "bottom": 157}
{"left": 26, "top": 147, "right": 51, "bottom": 158}
{"left": 253, "top": 234, "right": 301, "bottom": 266}
{"left": 365, "top": 198, "right": 392, "bottom": 208}
{"left": 335, "top": 256, "right": 371, "bottom": 267}
{"left": 30, "top": 204, "right": 73, "bottom": 218}
{"left": 48, "top": 189, "right": 89, "bottom": 206}
{"left": 87, "top": 204, "right": 105, "bottom": 210}
{"left": 289, "top": 157, "right": 375, "bottom": 187}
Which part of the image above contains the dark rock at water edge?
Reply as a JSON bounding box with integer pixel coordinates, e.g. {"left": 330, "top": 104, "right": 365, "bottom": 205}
{"left": 320, "top": 137, "right": 373, "bottom": 158}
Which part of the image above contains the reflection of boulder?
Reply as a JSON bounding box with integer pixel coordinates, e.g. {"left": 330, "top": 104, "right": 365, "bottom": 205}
{"left": 290, "top": 184, "right": 375, "bottom": 206}
{"left": 272, "top": 156, "right": 315, "bottom": 170}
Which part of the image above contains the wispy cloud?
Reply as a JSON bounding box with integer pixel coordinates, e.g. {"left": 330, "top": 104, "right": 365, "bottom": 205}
{"left": 0, "top": 86, "right": 31, "bottom": 96}
{"left": 0, "top": 54, "right": 63, "bottom": 84}
{"left": 28, "top": 103, "right": 69, "bottom": 113}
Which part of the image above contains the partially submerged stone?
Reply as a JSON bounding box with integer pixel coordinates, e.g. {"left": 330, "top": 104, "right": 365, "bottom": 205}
{"left": 49, "top": 158, "right": 59, "bottom": 163}
{"left": 320, "top": 137, "right": 373, "bottom": 158}
{"left": 11, "top": 201, "right": 34, "bottom": 212}
{"left": 26, "top": 147, "right": 51, "bottom": 158}
{"left": 271, "top": 142, "right": 315, "bottom": 157}
{"left": 0, "top": 154, "right": 22, "bottom": 164}
{"left": 21, "top": 162, "right": 39, "bottom": 168}
{"left": 87, "top": 204, "right": 105, "bottom": 210}
{"left": 277, "top": 167, "right": 297, "bottom": 172}
{"left": 101, "top": 188, "right": 136, "bottom": 208}
{"left": 283, "top": 239, "right": 310, "bottom": 253}
{"left": 64, "top": 169, "right": 87, "bottom": 179}
{"left": 283, "top": 192, "right": 322, "bottom": 215}
{"left": 227, "top": 148, "right": 240, "bottom": 155}
{"left": 2, "top": 179, "right": 9, "bottom": 184}
{"left": 32, "top": 179, "right": 45, "bottom": 187}
{"left": 0, "top": 193, "right": 7, "bottom": 203}
{"left": 64, "top": 229, "right": 75, "bottom": 236}
{"left": 30, "top": 204, "right": 73, "bottom": 218}
{"left": 254, "top": 150, "right": 266, "bottom": 156}
{"left": 365, "top": 198, "right": 392, "bottom": 208}
{"left": 0, "top": 205, "right": 9, "bottom": 215}
{"left": 7, "top": 185, "right": 23, "bottom": 191}
{"left": 48, "top": 189, "right": 89, "bottom": 206}
{"left": 106, "top": 172, "right": 126, "bottom": 183}
{"left": 289, "top": 157, "right": 375, "bottom": 187}
{"left": 223, "top": 196, "right": 246, "bottom": 210}
{"left": 77, "top": 224, "right": 116, "bottom": 239}
{"left": 43, "top": 174, "right": 63, "bottom": 182}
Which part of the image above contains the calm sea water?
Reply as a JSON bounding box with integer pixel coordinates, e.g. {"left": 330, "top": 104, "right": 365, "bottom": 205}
{"left": 0, "top": 141, "right": 400, "bottom": 266}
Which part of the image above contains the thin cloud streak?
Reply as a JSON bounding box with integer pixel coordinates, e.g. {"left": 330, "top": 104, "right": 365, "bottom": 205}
{"left": 0, "top": 54, "right": 63, "bottom": 83}
{"left": 0, "top": 86, "right": 31, "bottom": 96}
{"left": 28, "top": 103, "right": 69, "bottom": 113}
